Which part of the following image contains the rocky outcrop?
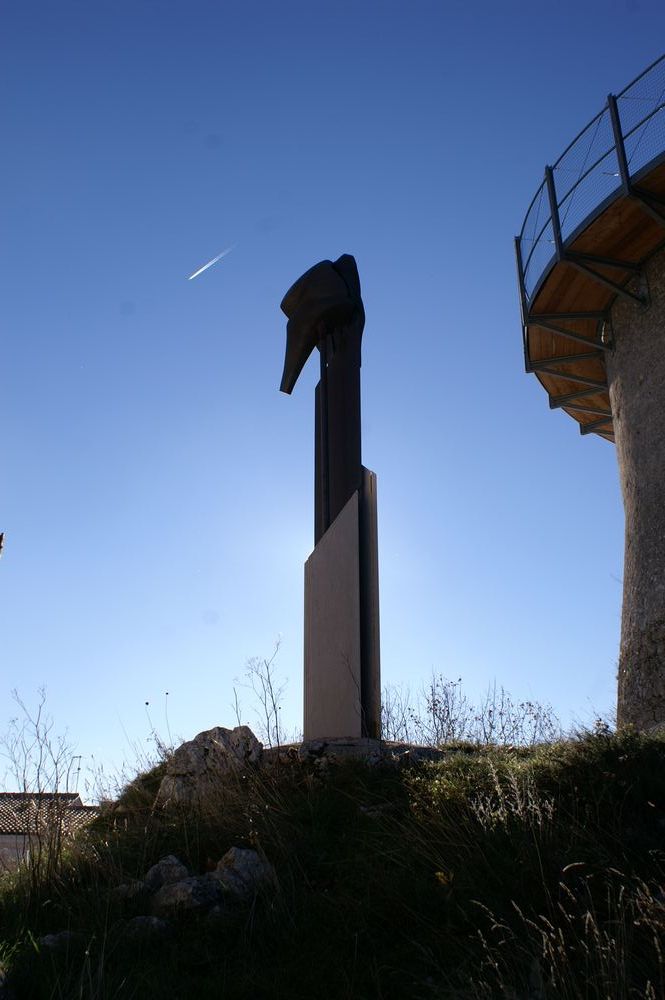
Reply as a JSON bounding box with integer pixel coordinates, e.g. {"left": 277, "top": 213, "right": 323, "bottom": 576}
{"left": 0, "top": 967, "right": 13, "bottom": 1000}
{"left": 153, "top": 725, "right": 445, "bottom": 813}
{"left": 209, "top": 846, "right": 276, "bottom": 899}
{"left": 155, "top": 726, "right": 263, "bottom": 808}
{"left": 151, "top": 875, "right": 226, "bottom": 918}
{"left": 37, "top": 931, "right": 87, "bottom": 953}
{"left": 122, "top": 915, "right": 171, "bottom": 943}
{"left": 150, "top": 846, "right": 276, "bottom": 918}
{"left": 111, "top": 846, "right": 276, "bottom": 925}
{"left": 144, "top": 855, "right": 190, "bottom": 891}
{"left": 110, "top": 879, "right": 150, "bottom": 909}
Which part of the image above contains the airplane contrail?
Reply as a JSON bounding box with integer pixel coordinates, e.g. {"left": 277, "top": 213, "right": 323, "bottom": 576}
{"left": 187, "top": 244, "right": 235, "bottom": 280}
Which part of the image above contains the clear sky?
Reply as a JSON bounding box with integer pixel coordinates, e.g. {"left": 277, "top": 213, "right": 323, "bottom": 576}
{"left": 2, "top": 1, "right": 663, "bottom": 788}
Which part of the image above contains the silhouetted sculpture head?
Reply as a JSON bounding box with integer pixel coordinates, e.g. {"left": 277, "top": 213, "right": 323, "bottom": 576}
{"left": 279, "top": 254, "right": 365, "bottom": 394}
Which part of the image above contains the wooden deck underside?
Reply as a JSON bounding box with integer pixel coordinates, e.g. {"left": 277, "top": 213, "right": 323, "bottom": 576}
{"left": 526, "top": 161, "right": 665, "bottom": 442}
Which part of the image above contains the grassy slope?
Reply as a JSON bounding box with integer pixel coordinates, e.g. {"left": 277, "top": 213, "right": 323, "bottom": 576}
{"left": 1, "top": 730, "right": 665, "bottom": 999}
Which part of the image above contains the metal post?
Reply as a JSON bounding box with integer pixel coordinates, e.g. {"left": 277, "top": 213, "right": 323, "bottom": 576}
{"left": 549, "top": 386, "right": 606, "bottom": 409}
{"left": 318, "top": 336, "right": 330, "bottom": 535}
{"left": 545, "top": 166, "right": 564, "bottom": 261}
{"left": 608, "top": 94, "right": 632, "bottom": 195}
{"left": 608, "top": 91, "right": 665, "bottom": 229}
{"left": 514, "top": 236, "right": 531, "bottom": 371}
{"left": 579, "top": 416, "right": 613, "bottom": 435}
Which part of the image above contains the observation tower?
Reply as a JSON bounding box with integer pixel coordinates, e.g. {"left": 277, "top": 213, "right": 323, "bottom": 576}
{"left": 515, "top": 54, "right": 665, "bottom": 730}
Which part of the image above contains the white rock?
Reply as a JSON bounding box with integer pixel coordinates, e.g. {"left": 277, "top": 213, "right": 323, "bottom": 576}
{"left": 155, "top": 726, "right": 263, "bottom": 807}
{"left": 151, "top": 876, "right": 226, "bottom": 918}
{"left": 37, "top": 931, "right": 86, "bottom": 952}
{"left": 111, "top": 879, "right": 147, "bottom": 898}
{"left": 144, "top": 855, "right": 189, "bottom": 891}
{"left": 0, "top": 967, "right": 12, "bottom": 1000}
{"left": 211, "top": 846, "right": 276, "bottom": 898}
{"left": 123, "top": 915, "right": 171, "bottom": 942}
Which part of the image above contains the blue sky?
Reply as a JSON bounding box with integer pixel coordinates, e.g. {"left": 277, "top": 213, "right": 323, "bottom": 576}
{"left": 1, "top": 1, "right": 663, "bottom": 788}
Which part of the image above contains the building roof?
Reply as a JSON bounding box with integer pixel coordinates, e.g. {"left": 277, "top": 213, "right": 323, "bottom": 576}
{"left": 0, "top": 793, "right": 98, "bottom": 836}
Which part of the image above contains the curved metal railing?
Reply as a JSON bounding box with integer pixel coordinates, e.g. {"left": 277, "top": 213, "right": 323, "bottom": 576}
{"left": 517, "top": 53, "right": 665, "bottom": 304}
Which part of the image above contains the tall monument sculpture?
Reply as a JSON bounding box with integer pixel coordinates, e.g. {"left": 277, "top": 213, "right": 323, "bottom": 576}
{"left": 280, "top": 254, "right": 380, "bottom": 740}
{"left": 515, "top": 54, "right": 665, "bottom": 730}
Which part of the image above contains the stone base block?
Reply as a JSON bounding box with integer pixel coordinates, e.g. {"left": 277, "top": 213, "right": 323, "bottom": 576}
{"left": 303, "top": 469, "right": 380, "bottom": 741}
{"left": 304, "top": 491, "right": 362, "bottom": 739}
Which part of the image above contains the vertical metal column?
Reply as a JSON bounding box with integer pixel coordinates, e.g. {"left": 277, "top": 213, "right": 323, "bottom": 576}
{"left": 545, "top": 166, "right": 564, "bottom": 261}
{"left": 607, "top": 94, "right": 631, "bottom": 195}
{"left": 318, "top": 336, "right": 330, "bottom": 537}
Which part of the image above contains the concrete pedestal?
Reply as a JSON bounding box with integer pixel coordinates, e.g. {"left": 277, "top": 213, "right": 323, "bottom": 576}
{"left": 303, "top": 468, "right": 380, "bottom": 740}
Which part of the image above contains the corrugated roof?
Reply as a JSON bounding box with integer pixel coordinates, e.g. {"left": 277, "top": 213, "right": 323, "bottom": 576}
{"left": 0, "top": 793, "right": 98, "bottom": 835}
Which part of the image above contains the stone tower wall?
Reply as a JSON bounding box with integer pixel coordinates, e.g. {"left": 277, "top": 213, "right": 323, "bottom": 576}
{"left": 608, "top": 247, "right": 665, "bottom": 730}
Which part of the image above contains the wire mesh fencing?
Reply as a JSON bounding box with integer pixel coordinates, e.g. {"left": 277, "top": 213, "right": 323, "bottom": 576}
{"left": 517, "top": 54, "right": 665, "bottom": 306}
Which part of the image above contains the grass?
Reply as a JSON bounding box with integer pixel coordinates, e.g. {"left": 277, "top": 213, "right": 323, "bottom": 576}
{"left": 1, "top": 728, "right": 665, "bottom": 998}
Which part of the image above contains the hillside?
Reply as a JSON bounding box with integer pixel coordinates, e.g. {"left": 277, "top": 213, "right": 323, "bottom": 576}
{"left": 1, "top": 729, "right": 664, "bottom": 998}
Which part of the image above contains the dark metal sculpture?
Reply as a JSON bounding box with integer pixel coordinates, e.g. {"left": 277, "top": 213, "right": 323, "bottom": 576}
{"left": 280, "top": 254, "right": 380, "bottom": 740}
{"left": 280, "top": 254, "right": 365, "bottom": 543}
